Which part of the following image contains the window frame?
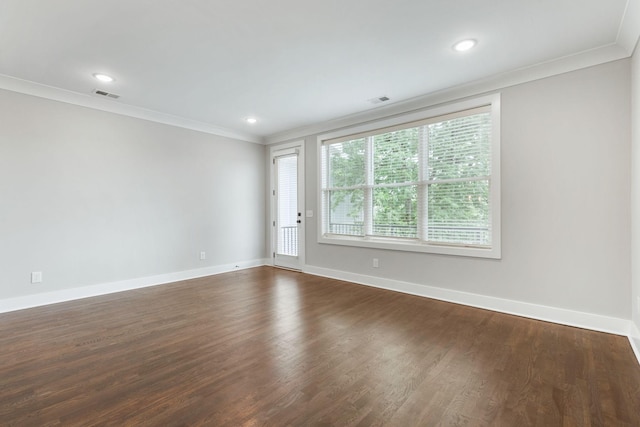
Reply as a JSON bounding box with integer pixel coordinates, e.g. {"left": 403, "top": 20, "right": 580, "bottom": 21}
{"left": 316, "top": 94, "right": 501, "bottom": 259}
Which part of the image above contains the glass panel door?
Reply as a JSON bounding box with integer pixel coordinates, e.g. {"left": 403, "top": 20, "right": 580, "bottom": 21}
{"left": 276, "top": 154, "right": 298, "bottom": 257}
{"left": 271, "top": 143, "right": 304, "bottom": 270}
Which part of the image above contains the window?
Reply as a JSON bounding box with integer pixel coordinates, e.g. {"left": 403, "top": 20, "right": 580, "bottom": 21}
{"left": 318, "top": 95, "right": 500, "bottom": 258}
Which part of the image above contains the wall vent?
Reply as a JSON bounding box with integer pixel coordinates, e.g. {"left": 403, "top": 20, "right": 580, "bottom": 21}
{"left": 92, "top": 89, "right": 120, "bottom": 99}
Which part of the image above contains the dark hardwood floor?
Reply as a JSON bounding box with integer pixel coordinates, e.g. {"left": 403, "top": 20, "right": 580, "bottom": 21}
{"left": 0, "top": 266, "right": 638, "bottom": 426}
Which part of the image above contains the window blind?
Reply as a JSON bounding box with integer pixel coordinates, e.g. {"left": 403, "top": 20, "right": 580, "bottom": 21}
{"left": 321, "top": 105, "right": 493, "bottom": 248}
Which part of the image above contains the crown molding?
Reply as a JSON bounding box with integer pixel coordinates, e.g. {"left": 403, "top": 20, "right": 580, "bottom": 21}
{"left": 265, "top": 43, "right": 630, "bottom": 145}
{"left": 0, "top": 74, "right": 264, "bottom": 144}
{"left": 618, "top": 0, "right": 640, "bottom": 55}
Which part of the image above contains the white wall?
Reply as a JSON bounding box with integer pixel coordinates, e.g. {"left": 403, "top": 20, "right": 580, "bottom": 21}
{"left": 301, "top": 59, "right": 631, "bottom": 320}
{"left": 0, "top": 89, "right": 266, "bottom": 300}
{"left": 632, "top": 49, "right": 640, "bottom": 340}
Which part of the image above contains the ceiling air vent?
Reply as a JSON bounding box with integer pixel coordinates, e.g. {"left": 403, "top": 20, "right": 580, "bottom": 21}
{"left": 92, "top": 89, "right": 120, "bottom": 99}
{"left": 368, "top": 96, "right": 390, "bottom": 104}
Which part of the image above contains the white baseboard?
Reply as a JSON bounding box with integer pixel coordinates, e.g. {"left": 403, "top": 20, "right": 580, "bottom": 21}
{"left": 304, "top": 264, "right": 640, "bottom": 366}
{"left": 0, "top": 258, "right": 269, "bottom": 314}
{"left": 629, "top": 323, "right": 640, "bottom": 366}
{"left": 303, "top": 265, "right": 631, "bottom": 336}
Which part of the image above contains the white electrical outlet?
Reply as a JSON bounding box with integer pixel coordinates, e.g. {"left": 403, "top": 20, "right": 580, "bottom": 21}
{"left": 200, "top": 251, "right": 206, "bottom": 260}
{"left": 31, "top": 272, "right": 42, "bottom": 284}
{"left": 638, "top": 297, "right": 640, "bottom": 315}
{"left": 373, "top": 258, "right": 379, "bottom": 268}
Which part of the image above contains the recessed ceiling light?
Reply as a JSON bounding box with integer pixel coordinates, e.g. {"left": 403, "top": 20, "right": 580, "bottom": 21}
{"left": 93, "top": 73, "right": 115, "bottom": 83}
{"left": 453, "top": 39, "right": 477, "bottom": 52}
{"left": 246, "top": 117, "right": 258, "bottom": 124}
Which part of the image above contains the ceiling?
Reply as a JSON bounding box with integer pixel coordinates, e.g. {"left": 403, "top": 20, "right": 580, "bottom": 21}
{"left": 0, "top": 0, "right": 638, "bottom": 143}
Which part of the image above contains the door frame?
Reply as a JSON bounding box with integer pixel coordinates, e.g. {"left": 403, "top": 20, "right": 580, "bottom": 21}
{"left": 269, "top": 140, "right": 305, "bottom": 270}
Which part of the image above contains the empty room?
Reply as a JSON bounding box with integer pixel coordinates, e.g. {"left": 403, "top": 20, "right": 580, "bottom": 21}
{"left": 1, "top": 1, "right": 640, "bottom": 425}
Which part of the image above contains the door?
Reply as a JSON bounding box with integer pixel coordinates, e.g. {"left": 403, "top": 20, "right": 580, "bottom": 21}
{"left": 271, "top": 143, "right": 304, "bottom": 270}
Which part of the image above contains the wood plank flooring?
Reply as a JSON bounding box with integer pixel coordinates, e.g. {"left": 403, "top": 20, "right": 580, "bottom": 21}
{"left": 0, "top": 266, "right": 638, "bottom": 426}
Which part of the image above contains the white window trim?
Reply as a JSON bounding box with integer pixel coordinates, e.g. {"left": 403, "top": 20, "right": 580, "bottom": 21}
{"left": 316, "top": 93, "right": 501, "bottom": 259}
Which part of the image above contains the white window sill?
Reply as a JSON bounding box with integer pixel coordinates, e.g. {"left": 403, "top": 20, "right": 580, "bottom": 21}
{"left": 319, "top": 234, "right": 501, "bottom": 259}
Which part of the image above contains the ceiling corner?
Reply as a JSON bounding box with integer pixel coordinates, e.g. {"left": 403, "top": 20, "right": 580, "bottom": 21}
{"left": 617, "top": 0, "right": 640, "bottom": 55}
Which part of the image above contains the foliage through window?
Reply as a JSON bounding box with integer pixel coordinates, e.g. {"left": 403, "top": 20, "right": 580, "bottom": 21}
{"left": 320, "top": 102, "right": 498, "bottom": 255}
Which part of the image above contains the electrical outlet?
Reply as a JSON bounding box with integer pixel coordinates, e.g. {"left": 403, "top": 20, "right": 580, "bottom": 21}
{"left": 637, "top": 297, "right": 640, "bottom": 315}
{"left": 200, "top": 251, "right": 206, "bottom": 260}
{"left": 373, "top": 258, "right": 379, "bottom": 268}
{"left": 31, "top": 272, "right": 42, "bottom": 284}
